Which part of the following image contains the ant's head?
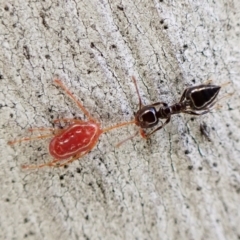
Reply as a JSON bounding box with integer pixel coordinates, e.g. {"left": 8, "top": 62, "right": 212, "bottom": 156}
{"left": 135, "top": 105, "right": 159, "bottom": 129}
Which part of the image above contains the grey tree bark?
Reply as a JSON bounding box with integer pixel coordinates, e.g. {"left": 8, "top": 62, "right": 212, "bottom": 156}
{"left": 1, "top": 0, "right": 240, "bottom": 239}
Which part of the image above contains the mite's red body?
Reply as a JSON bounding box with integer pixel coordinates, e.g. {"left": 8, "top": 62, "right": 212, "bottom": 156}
{"left": 49, "top": 122, "right": 102, "bottom": 160}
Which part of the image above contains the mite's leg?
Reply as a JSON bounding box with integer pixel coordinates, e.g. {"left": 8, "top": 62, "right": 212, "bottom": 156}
{"left": 8, "top": 133, "right": 54, "bottom": 145}
{"left": 54, "top": 79, "right": 96, "bottom": 122}
{"left": 115, "top": 131, "right": 139, "bottom": 147}
{"left": 52, "top": 118, "right": 90, "bottom": 126}
{"left": 21, "top": 158, "right": 61, "bottom": 170}
{"left": 22, "top": 149, "right": 90, "bottom": 169}
{"left": 28, "top": 127, "right": 55, "bottom": 132}
{"left": 56, "top": 149, "right": 93, "bottom": 167}
{"left": 8, "top": 126, "right": 64, "bottom": 145}
{"left": 53, "top": 118, "right": 81, "bottom": 124}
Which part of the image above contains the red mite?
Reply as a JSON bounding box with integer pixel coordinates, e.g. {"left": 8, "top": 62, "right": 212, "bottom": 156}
{"left": 8, "top": 79, "right": 135, "bottom": 169}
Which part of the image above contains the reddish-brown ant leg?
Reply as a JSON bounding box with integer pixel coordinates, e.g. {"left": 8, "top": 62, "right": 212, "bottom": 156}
{"left": 140, "top": 129, "right": 147, "bottom": 138}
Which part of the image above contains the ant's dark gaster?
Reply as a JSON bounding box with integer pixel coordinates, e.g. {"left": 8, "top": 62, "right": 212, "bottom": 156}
{"left": 132, "top": 76, "right": 221, "bottom": 138}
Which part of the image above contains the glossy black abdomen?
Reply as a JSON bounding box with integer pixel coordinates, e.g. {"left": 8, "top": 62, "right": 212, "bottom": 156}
{"left": 189, "top": 85, "right": 221, "bottom": 110}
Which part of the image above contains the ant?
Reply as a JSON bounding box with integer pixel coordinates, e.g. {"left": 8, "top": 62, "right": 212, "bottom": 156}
{"left": 8, "top": 79, "right": 135, "bottom": 169}
{"left": 118, "top": 76, "right": 222, "bottom": 144}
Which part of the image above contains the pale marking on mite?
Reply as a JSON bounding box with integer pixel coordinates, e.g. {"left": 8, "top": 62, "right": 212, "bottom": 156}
{"left": 50, "top": 123, "right": 99, "bottom": 159}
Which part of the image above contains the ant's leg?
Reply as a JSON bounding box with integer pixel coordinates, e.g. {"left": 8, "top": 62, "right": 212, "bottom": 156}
{"left": 197, "top": 91, "right": 234, "bottom": 112}
{"left": 203, "top": 79, "right": 213, "bottom": 85}
{"left": 54, "top": 79, "right": 95, "bottom": 122}
{"left": 140, "top": 128, "right": 147, "bottom": 138}
{"left": 179, "top": 88, "right": 188, "bottom": 103}
{"left": 216, "top": 92, "right": 234, "bottom": 104}
{"left": 151, "top": 102, "right": 168, "bottom": 107}
{"left": 182, "top": 110, "right": 210, "bottom": 115}
{"left": 203, "top": 79, "right": 231, "bottom": 87}
{"left": 203, "top": 79, "right": 230, "bottom": 86}
{"left": 144, "top": 117, "right": 171, "bottom": 138}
